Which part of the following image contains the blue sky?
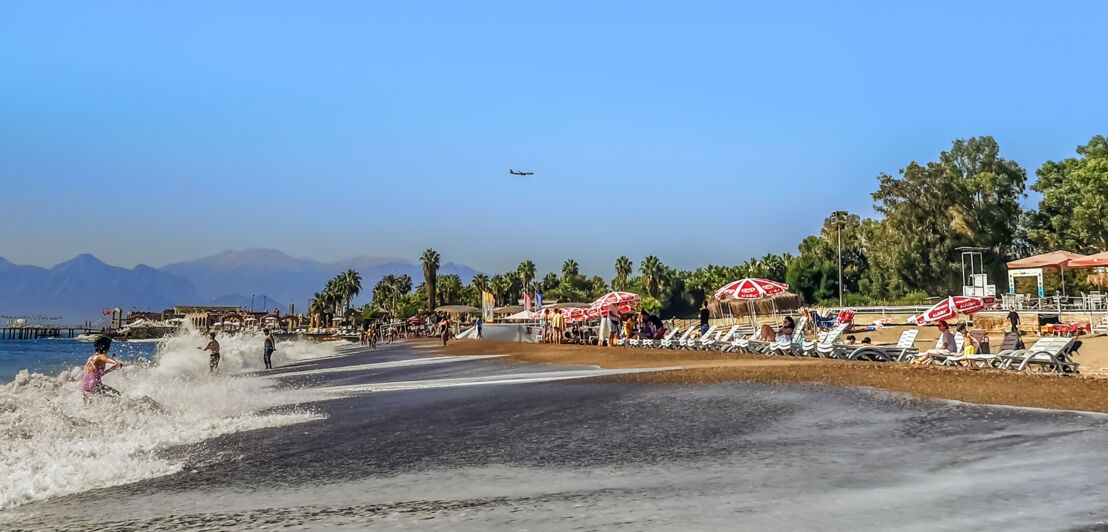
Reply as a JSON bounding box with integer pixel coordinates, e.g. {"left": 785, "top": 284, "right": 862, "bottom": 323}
{"left": 2, "top": 1, "right": 1105, "bottom": 277}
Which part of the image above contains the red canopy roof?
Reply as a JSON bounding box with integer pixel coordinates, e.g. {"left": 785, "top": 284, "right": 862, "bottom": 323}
{"left": 1006, "top": 251, "right": 1087, "bottom": 269}
{"left": 1068, "top": 251, "right": 1108, "bottom": 268}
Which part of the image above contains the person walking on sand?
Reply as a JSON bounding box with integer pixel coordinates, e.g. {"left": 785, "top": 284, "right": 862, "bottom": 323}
{"left": 699, "top": 301, "right": 710, "bottom": 336}
{"left": 198, "top": 332, "right": 221, "bottom": 373}
{"left": 439, "top": 316, "right": 451, "bottom": 346}
{"left": 263, "top": 328, "right": 276, "bottom": 369}
{"left": 476, "top": 316, "right": 484, "bottom": 339}
{"left": 81, "top": 336, "right": 123, "bottom": 400}
{"left": 552, "top": 309, "right": 565, "bottom": 344}
{"left": 606, "top": 304, "right": 620, "bottom": 347}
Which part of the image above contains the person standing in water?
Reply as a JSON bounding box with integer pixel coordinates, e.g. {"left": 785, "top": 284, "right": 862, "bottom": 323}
{"left": 81, "top": 336, "right": 123, "bottom": 400}
{"left": 263, "top": 328, "right": 276, "bottom": 369}
{"left": 198, "top": 332, "right": 221, "bottom": 373}
{"left": 438, "top": 315, "right": 452, "bottom": 346}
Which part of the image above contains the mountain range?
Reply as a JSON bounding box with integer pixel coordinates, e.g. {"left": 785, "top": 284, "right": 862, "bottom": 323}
{"left": 0, "top": 249, "right": 480, "bottom": 323}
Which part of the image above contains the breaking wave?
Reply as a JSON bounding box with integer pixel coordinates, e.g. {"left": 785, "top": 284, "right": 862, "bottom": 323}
{"left": 0, "top": 328, "right": 343, "bottom": 509}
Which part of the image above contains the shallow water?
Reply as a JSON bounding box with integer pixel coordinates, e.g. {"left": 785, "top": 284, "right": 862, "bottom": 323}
{"left": 0, "top": 330, "right": 346, "bottom": 510}
{"left": 3, "top": 340, "right": 1108, "bottom": 531}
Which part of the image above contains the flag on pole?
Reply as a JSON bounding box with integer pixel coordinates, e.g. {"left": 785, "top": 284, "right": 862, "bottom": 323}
{"left": 535, "top": 293, "right": 543, "bottom": 311}
{"left": 524, "top": 292, "right": 533, "bottom": 312}
{"left": 481, "top": 291, "right": 495, "bottom": 321}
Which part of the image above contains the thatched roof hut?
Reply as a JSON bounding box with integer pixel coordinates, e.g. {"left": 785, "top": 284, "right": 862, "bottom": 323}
{"left": 709, "top": 293, "right": 800, "bottom": 319}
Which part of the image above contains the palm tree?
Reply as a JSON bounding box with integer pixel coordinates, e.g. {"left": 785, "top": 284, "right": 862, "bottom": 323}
{"left": 517, "top": 260, "right": 536, "bottom": 295}
{"left": 471, "top": 273, "right": 489, "bottom": 294}
{"left": 420, "top": 248, "right": 440, "bottom": 310}
{"left": 309, "top": 292, "right": 324, "bottom": 328}
{"left": 373, "top": 275, "right": 402, "bottom": 317}
{"left": 640, "top": 255, "right": 666, "bottom": 298}
{"left": 341, "top": 269, "right": 362, "bottom": 308}
{"left": 562, "top": 258, "right": 579, "bottom": 278}
{"left": 489, "top": 274, "right": 510, "bottom": 305}
{"left": 613, "top": 256, "right": 632, "bottom": 290}
{"left": 438, "top": 274, "right": 463, "bottom": 305}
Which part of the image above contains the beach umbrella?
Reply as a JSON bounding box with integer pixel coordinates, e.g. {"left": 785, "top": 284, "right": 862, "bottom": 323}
{"left": 591, "top": 291, "right": 641, "bottom": 309}
{"left": 566, "top": 307, "right": 590, "bottom": 323}
{"left": 714, "top": 278, "right": 789, "bottom": 301}
{"left": 910, "top": 296, "right": 996, "bottom": 324}
{"left": 714, "top": 278, "right": 791, "bottom": 329}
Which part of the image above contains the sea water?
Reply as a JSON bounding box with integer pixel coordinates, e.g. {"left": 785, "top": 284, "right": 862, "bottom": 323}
{"left": 0, "top": 329, "right": 343, "bottom": 509}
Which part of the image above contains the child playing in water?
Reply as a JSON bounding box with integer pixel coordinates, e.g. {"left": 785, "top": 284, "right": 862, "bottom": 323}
{"left": 198, "top": 332, "right": 220, "bottom": 373}
{"left": 82, "top": 336, "right": 123, "bottom": 400}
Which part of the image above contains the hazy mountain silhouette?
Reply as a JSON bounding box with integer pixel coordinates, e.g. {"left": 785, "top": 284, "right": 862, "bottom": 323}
{"left": 0, "top": 250, "right": 480, "bottom": 322}
{"left": 161, "top": 248, "right": 480, "bottom": 310}
{"left": 0, "top": 254, "right": 200, "bottom": 322}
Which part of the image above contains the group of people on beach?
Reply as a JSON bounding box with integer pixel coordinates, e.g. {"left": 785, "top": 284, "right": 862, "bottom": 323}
{"left": 80, "top": 329, "right": 283, "bottom": 399}
{"left": 194, "top": 329, "right": 278, "bottom": 372}
{"left": 358, "top": 328, "right": 379, "bottom": 349}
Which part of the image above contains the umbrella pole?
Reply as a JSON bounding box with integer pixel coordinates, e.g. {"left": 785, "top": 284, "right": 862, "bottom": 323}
{"left": 748, "top": 301, "right": 757, "bottom": 330}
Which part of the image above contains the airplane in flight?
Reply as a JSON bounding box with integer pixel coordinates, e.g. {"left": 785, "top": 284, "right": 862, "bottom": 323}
{"left": 509, "top": 169, "right": 534, "bottom": 176}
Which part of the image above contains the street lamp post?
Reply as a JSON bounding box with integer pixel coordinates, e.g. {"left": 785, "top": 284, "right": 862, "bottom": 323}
{"left": 251, "top": 294, "right": 255, "bottom": 312}
{"left": 830, "top": 211, "right": 849, "bottom": 307}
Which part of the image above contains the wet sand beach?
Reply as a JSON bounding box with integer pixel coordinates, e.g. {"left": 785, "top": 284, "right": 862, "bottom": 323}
{"left": 7, "top": 339, "right": 1108, "bottom": 531}
{"left": 439, "top": 338, "right": 1108, "bottom": 414}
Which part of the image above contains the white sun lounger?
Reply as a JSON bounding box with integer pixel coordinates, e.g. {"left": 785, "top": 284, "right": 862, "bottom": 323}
{"left": 843, "top": 329, "right": 919, "bottom": 362}
{"left": 643, "top": 326, "right": 679, "bottom": 349}
{"left": 694, "top": 325, "right": 722, "bottom": 350}
{"left": 770, "top": 316, "right": 809, "bottom": 356}
{"left": 996, "top": 336, "right": 1079, "bottom": 373}
{"left": 702, "top": 325, "right": 742, "bottom": 351}
{"left": 681, "top": 325, "right": 716, "bottom": 350}
{"left": 663, "top": 326, "right": 696, "bottom": 349}
{"left": 803, "top": 323, "right": 850, "bottom": 358}
{"left": 907, "top": 332, "right": 965, "bottom": 365}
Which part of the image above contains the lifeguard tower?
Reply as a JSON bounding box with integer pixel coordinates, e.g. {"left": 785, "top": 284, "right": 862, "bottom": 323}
{"left": 957, "top": 247, "right": 995, "bottom": 298}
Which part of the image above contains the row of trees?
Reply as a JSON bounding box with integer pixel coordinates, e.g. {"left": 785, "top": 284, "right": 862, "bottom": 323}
{"left": 353, "top": 135, "right": 1105, "bottom": 320}
{"left": 308, "top": 269, "right": 362, "bottom": 325}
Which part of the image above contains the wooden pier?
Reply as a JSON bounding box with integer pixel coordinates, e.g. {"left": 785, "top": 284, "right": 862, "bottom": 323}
{"left": 0, "top": 327, "right": 99, "bottom": 340}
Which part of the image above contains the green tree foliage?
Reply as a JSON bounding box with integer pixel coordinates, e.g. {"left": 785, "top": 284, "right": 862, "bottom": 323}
{"left": 420, "top": 249, "right": 440, "bottom": 311}
{"left": 489, "top": 274, "right": 511, "bottom": 305}
{"left": 1028, "top": 136, "right": 1108, "bottom": 253}
{"left": 870, "top": 136, "right": 1026, "bottom": 294}
{"left": 639, "top": 255, "right": 666, "bottom": 298}
{"left": 471, "top": 273, "right": 489, "bottom": 294}
{"left": 540, "top": 272, "right": 560, "bottom": 292}
{"left": 517, "top": 260, "right": 536, "bottom": 295}
{"left": 436, "top": 274, "right": 464, "bottom": 306}
{"left": 613, "top": 256, "right": 633, "bottom": 290}
{"left": 562, "top": 259, "right": 579, "bottom": 278}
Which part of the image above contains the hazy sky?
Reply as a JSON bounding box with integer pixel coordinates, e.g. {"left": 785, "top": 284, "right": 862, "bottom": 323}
{"left": 3, "top": 1, "right": 1106, "bottom": 277}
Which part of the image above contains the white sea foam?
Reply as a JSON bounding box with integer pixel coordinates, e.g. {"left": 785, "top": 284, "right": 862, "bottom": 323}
{"left": 0, "top": 328, "right": 341, "bottom": 509}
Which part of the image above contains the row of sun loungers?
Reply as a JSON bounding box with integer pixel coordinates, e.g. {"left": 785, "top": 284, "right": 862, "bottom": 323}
{"left": 616, "top": 318, "right": 1079, "bottom": 373}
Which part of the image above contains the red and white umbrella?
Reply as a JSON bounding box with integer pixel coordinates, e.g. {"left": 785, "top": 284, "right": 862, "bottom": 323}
{"left": 911, "top": 296, "right": 996, "bottom": 324}
{"left": 714, "top": 278, "right": 789, "bottom": 301}
{"left": 591, "top": 291, "right": 641, "bottom": 308}
{"left": 566, "top": 307, "right": 590, "bottom": 323}
{"left": 714, "top": 278, "right": 791, "bottom": 328}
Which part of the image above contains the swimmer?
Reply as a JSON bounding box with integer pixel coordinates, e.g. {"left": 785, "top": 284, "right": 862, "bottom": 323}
{"left": 198, "top": 332, "right": 221, "bottom": 373}
{"left": 81, "top": 336, "right": 122, "bottom": 400}
{"left": 263, "top": 328, "right": 275, "bottom": 370}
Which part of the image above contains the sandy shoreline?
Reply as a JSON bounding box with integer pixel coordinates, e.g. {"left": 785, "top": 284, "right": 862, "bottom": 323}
{"left": 431, "top": 339, "right": 1108, "bottom": 414}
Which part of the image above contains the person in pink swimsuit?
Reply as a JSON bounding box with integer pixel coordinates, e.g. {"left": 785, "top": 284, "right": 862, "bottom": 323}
{"left": 81, "top": 336, "right": 123, "bottom": 398}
